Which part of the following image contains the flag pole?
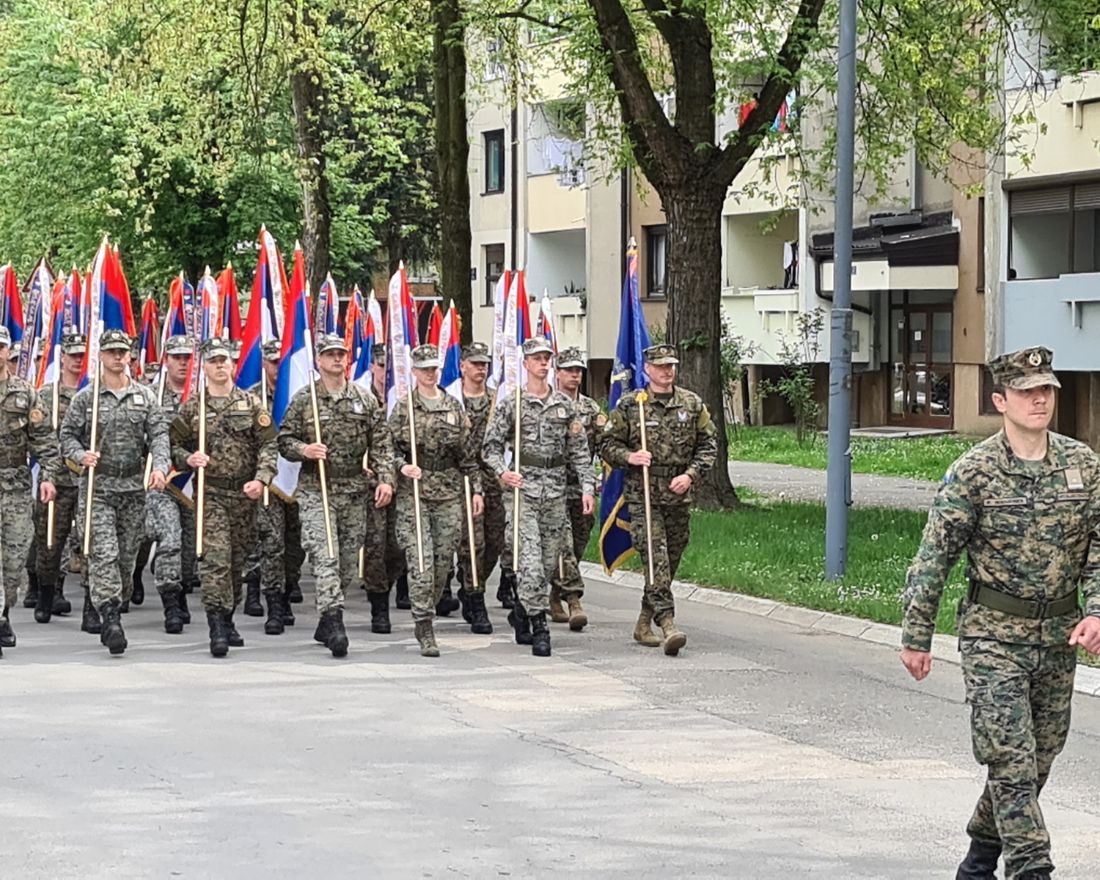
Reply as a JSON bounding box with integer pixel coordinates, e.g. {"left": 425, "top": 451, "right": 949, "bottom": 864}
{"left": 195, "top": 359, "right": 207, "bottom": 558}
{"left": 407, "top": 385, "right": 426, "bottom": 574}
{"left": 511, "top": 357, "right": 522, "bottom": 572}
{"left": 81, "top": 361, "right": 101, "bottom": 556}
{"left": 259, "top": 361, "right": 271, "bottom": 509}
{"left": 46, "top": 345, "right": 61, "bottom": 550}
{"left": 636, "top": 390, "right": 656, "bottom": 587}
{"left": 304, "top": 326, "right": 335, "bottom": 558}
{"left": 464, "top": 475, "right": 480, "bottom": 590}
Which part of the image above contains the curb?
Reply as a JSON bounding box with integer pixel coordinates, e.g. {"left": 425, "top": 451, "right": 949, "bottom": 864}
{"left": 580, "top": 562, "right": 1100, "bottom": 699}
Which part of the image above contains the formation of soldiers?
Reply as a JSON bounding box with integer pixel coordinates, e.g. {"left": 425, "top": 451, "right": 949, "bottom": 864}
{"left": 0, "top": 329, "right": 717, "bottom": 661}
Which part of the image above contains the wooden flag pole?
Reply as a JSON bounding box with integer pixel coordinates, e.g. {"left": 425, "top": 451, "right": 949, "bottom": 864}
{"left": 259, "top": 363, "right": 271, "bottom": 509}
{"left": 636, "top": 390, "right": 656, "bottom": 587}
{"left": 511, "top": 378, "right": 521, "bottom": 572}
{"left": 464, "top": 475, "right": 480, "bottom": 590}
{"left": 46, "top": 363, "right": 61, "bottom": 549}
{"left": 195, "top": 365, "right": 207, "bottom": 558}
{"left": 407, "top": 388, "right": 425, "bottom": 573}
{"left": 304, "top": 327, "right": 335, "bottom": 558}
{"left": 81, "top": 362, "right": 101, "bottom": 556}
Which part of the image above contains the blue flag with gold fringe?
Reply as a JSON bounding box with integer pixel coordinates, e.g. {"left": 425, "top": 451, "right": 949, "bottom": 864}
{"left": 599, "top": 243, "right": 650, "bottom": 573}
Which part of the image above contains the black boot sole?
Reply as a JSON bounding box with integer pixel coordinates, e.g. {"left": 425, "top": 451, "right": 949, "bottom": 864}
{"left": 328, "top": 635, "right": 349, "bottom": 657}
{"left": 371, "top": 622, "right": 392, "bottom": 634}
{"left": 103, "top": 628, "right": 127, "bottom": 655}
{"left": 210, "top": 642, "right": 228, "bottom": 657}
{"left": 265, "top": 620, "right": 285, "bottom": 635}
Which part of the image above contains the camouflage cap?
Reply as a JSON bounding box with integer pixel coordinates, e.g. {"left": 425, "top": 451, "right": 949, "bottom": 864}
{"left": 144, "top": 362, "right": 161, "bottom": 378}
{"left": 372, "top": 343, "right": 387, "bottom": 366}
{"left": 99, "top": 329, "right": 132, "bottom": 352}
{"left": 316, "top": 333, "right": 348, "bottom": 355}
{"left": 0, "top": 327, "right": 10, "bottom": 348}
{"left": 521, "top": 337, "right": 554, "bottom": 357}
{"left": 411, "top": 343, "right": 441, "bottom": 369}
{"left": 230, "top": 339, "right": 243, "bottom": 359}
{"left": 462, "top": 342, "right": 491, "bottom": 363}
{"left": 261, "top": 340, "right": 282, "bottom": 362}
{"left": 61, "top": 333, "right": 87, "bottom": 355}
{"left": 164, "top": 335, "right": 193, "bottom": 357}
{"left": 556, "top": 346, "right": 587, "bottom": 369}
{"left": 201, "top": 337, "right": 233, "bottom": 360}
{"left": 644, "top": 343, "right": 679, "bottom": 365}
{"left": 8, "top": 341, "right": 20, "bottom": 360}
{"left": 988, "top": 346, "right": 1061, "bottom": 391}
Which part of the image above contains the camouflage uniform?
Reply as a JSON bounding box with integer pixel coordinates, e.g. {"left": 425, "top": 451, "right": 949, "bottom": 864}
{"left": 902, "top": 347, "right": 1100, "bottom": 880}
{"left": 457, "top": 389, "right": 504, "bottom": 592}
{"left": 600, "top": 344, "right": 717, "bottom": 650}
{"left": 145, "top": 383, "right": 186, "bottom": 599}
{"left": 551, "top": 389, "right": 601, "bottom": 602}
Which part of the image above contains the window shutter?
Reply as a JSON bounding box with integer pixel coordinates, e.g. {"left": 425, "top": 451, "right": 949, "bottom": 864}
{"left": 1010, "top": 188, "right": 1070, "bottom": 215}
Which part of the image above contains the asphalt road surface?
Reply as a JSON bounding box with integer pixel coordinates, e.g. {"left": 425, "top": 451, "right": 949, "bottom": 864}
{"left": 3, "top": 576, "right": 1099, "bottom": 879}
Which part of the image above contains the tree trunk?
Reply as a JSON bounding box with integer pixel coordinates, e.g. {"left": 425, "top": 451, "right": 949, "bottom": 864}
{"left": 663, "top": 181, "right": 740, "bottom": 510}
{"left": 431, "top": 0, "right": 473, "bottom": 342}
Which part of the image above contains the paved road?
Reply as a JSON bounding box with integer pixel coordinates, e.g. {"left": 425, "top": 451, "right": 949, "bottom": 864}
{"left": 3, "top": 577, "right": 1099, "bottom": 879}
{"left": 729, "top": 460, "right": 939, "bottom": 510}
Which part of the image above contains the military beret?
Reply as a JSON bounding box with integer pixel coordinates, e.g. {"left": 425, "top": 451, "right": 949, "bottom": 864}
{"left": 61, "top": 333, "right": 87, "bottom": 355}
{"left": 521, "top": 337, "right": 554, "bottom": 357}
{"left": 462, "top": 342, "right": 491, "bottom": 364}
{"left": 261, "top": 340, "right": 282, "bottom": 362}
{"left": 644, "top": 343, "right": 679, "bottom": 365}
{"left": 988, "top": 346, "right": 1060, "bottom": 391}
{"left": 202, "top": 337, "right": 232, "bottom": 359}
{"left": 164, "top": 335, "right": 193, "bottom": 357}
{"left": 556, "top": 346, "right": 586, "bottom": 369}
{"left": 99, "top": 329, "right": 132, "bottom": 352}
{"left": 411, "top": 344, "right": 441, "bottom": 369}
{"left": 315, "top": 334, "right": 348, "bottom": 355}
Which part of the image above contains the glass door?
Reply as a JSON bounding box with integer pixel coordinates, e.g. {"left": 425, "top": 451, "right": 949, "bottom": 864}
{"left": 889, "top": 304, "right": 952, "bottom": 427}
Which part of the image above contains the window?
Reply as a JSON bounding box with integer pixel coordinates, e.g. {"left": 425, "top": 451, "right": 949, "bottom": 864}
{"left": 484, "top": 130, "right": 505, "bottom": 194}
{"left": 645, "top": 225, "right": 668, "bottom": 299}
{"left": 484, "top": 243, "right": 505, "bottom": 307}
{"left": 1008, "top": 182, "right": 1100, "bottom": 279}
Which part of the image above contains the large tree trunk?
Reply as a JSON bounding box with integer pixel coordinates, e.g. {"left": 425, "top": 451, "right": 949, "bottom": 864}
{"left": 663, "top": 182, "right": 739, "bottom": 510}
{"left": 431, "top": 0, "right": 473, "bottom": 342}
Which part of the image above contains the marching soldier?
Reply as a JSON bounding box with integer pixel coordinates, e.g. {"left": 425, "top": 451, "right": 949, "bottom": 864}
{"left": 0, "top": 327, "right": 61, "bottom": 655}
{"left": 170, "top": 337, "right": 277, "bottom": 657}
{"left": 900, "top": 346, "right": 1100, "bottom": 880}
{"left": 483, "top": 337, "right": 594, "bottom": 657}
{"left": 388, "top": 344, "right": 482, "bottom": 657}
{"left": 600, "top": 343, "right": 717, "bottom": 656}
{"left": 548, "top": 346, "right": 601, "bottom": 631}
{"left": 454, "top": 342, "right": 498, "bottom": 634}
{"left": 60, "top": 329, "right": 170, "bottom": 656}
{"left": 278, "top": 333, "right": 394, "bottom": 658}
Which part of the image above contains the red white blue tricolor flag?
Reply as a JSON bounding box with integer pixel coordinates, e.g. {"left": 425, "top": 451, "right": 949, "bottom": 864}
{"left": 384, "top": 263, "right": 418, "bottom": 415}
{"left": 236, "top": 226, "right": 287, "bottom": 390}
{"left": 270, "top": 241, "right": 312, "bottom": 498}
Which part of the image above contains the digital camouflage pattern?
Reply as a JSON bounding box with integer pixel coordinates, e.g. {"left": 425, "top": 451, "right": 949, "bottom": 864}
{"left": 145, "top": 383, "right": 186, "bottom": 596}
{"left": 171, "top": 386, "right": 277, "bottom": 612}
{"left": 60, "top": 379, "right": 170, "bottom": 606}
{"left": 600, "top": 386, "right": 717, "bottom": 620}
{"left": 902, "top": 429, "right": 1100, "bottom": 878}
{"left": 483, "top": 388, "right": 594, "bottom": 614}
{"left": 552, "top": 391, "right": 602, "bottom": 600}
{"left": 33, "top": 382, "right": 81, "bottom": 589}
{"left": 457, "top": 391, "right": 504, "bottom": 591}
{"left": 278, "top": 381, "right": 394, "bottom": 612}
{"left": 389, "top": 389, "right": 479, "bottom": 620}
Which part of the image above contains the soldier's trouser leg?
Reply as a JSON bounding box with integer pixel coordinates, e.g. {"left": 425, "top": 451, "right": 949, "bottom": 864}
{"left": 961, "top": 638, "right": 1074, "bottom": 879}
{"left": 505, "top": 494, "right": 567, "bottom": 616}
{"left": 284, "top": 500, "right": 304, "bottom": 588}
{"left": 145, "top": 490, "right": 182, "bottom": 595}
{"left": 332, "top": 494, "right": 366, "bottom": 605}
{"left": 299, "top": 489, "right": 362, "bottom": 614}
{"left": 179, "top": 504, "right": 198, "bottom": 589}
{"left": 84, "top": 489, "right": 146, "bottom": 607}
{"left": 629, "top": 502, "right": 690, "bottom": 622}
{"left": 456, "top": 492, "right": 485, "bottom": 593}
{"left": 551, "top": 496, "right": 592, "bottom": 600}
{"left": 363, "top": 501, "right": 390, "bottom": 595}
{"left": 1, "top": 470, "right": 35, "bottom": 609}
{"left": 198, "top": 491, "right": 256, "bottom": 613}
{"left": 34, "top": 487, "right": 78, "bottom": 586}
{"left": 399, "top": 495, "right": 460, "bottom": 622}
{"left": 259, "top": 497, "right": 287, "bottom": 593}
{"left": 385, "top": 502, "right": 406, "bottom": 584}
{"left": 481, "top": 488, "right": 505, "bottom": 583}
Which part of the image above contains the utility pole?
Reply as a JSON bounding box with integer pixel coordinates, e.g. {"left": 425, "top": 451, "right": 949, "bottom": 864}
{"left": 825, "top": 0, "right": 858, "bottom": 580}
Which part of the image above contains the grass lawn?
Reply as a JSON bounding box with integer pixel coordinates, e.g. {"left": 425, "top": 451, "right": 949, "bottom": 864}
{"left": 727, "top": 425, "right": 981, "bottom": 483}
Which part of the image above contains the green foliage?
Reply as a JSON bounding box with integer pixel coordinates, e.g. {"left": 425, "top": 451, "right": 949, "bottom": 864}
{"left": 719, "top": 314, "right": 757, "bottom": 431}
{"left": 1040, "top": 0, "right": 1100, "bottom": 75}
{"left": 758, "top": 308, "right": 824, "bottom": 446}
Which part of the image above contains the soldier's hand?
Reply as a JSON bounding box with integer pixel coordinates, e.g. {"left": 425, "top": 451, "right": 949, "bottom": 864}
{"left": 401, "top": 464, "right": 422, "bottom": 480}
{"left": 188, "top": 451, "right": 210, "bottom": 469}
{"left": 669, "top": 474, "right": 693, "bottom": 495}
{"left": 472, "top": 493, "right": 484, "bottom": 517}
{"left": 39, "top": 481, "right": 57, "bottom": 503}
{"left": 900, "top": 647, "right": 932, "bottom": 681}
{"left": 627, "top": 450, "right": 652, "bottom": 467}
{"left": 148, "top": 470, "right": 167, "bottom": 491}
{"left": 374, "top": 483, "right": 393, "bottom": 508}
{"left": 242, "top": 480, "right": 264, "bottom": 500}
{"left": 81, "top": 450, "right": 100, "bottom": 468}
{"left": 501, "top": 470, "right": 523, "bottom": 489}
{"left": 302, "top": 442, "right": 328, "bottom": 460}
{"left": 1069, "top": 616, "right": 1100, "bottom": 655}
{"left": 581, "top": 493, "right": 595, "bottom": 515}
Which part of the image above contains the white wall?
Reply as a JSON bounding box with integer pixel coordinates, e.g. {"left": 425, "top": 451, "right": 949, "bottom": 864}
{"left": 724, "top": 212, "right": 799, "bottom": 289}
{"left": 526, "top": 229, "right": 586, "bottom": 302}
{"left": 1011, "top": 213, "right": 1070, "bottom": 278}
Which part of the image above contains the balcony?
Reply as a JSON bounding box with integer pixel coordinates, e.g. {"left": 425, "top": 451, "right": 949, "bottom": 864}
{"left": 1003, "top": 274, "right": 1100, "bottom": 370}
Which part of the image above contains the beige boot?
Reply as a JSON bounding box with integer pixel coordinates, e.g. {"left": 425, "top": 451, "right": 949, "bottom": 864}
{"left": 415, "top": 619, "right": 439, "bottom": 657}
{"left": 548, "top": 585, "right": 569, "bottom": 624}
{"left": 633, "top": 607, "right": 660, "bottom": 647}
{"left": 658, "top": 615, "right": 687, "bottom": 656}
{"left": 566, "top": 595, "right": 588, "bottom": 631}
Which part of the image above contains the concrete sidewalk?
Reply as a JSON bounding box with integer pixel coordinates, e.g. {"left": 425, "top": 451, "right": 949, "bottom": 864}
{"left": 729, "top": 459, "right": 939, "bottom": 510}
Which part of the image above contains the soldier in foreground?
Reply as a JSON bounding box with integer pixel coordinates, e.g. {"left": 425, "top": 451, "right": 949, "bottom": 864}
{"left": 388, "top": 344, "right": 482, "bottom": 656}
{"left": 278, "top": 334, "right": 393, "bottom": 658}
{"left": 171, "top": 338, "right": 277, "bottom": 657}
{"left": 60, "top": 330, "right": 170, "bottom": 656}
{"left": 900, "top": 347, "right": 1100, "bottom": 880}
{"left": 483, "top": 337, "right": 594, "bottom": 657}
{"left": 600, "top": 343, "right": 717, "bottom": 656}
{"left": 548, "top": 346, "right": 601, "bottom": 631}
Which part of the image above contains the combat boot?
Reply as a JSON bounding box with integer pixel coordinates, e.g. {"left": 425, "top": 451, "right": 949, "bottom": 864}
{"left": 548, "top": 585, "right": 568, "bottom": 624}
{"left": 468, "top": 591, "right": 493, "bottom": 635}
{"left": 161, "top": 592, "right": 185, "bottom": 635}
{"left": 35, "top": 581, "right": 56, "bottom": 624}
{"left": 507, "top": 601, "right": 532, "bottom": 646}
{"left": 368, "top": 591, "right": 391, "bottom": 634}
{"left": 324, "top": 608, "right": 349, "bottom": 658}
{"left": 225, "top": 611, "right": 244, "bottom": 647}
{"left": 119, "top": 600, "right": 130, "bottom": 614}
{"left": 177, "top": 589, "right": 192, "bottom": 624}
{"left": 1016, "top": 872, "right": 1051, "bottom": 880}
{"left": 313, "top": 613, "right": 331, "bottom": 645}
{"left": 99, "top": 601, "right": 127, "bottom": 655}
{"left": 394, "top": 574, "right": 411, "bottom": 610}
{"left": 264, "top": 591, "right": 285, "bottom": 635}
{"left": 657, "top": 615, "right": 687, "bottom": 656}
{"left": 207, "top": 610, "right": 229, "bottom": 657}
{"left": 243, "top": 574, "right": 263, "bottom": 616}
{"left": 286, "top": 578, "right": 303, "bottom": 604}
{"left": 955, "top": 837, "right": 1001, "bottom": 880}
{"left": 497, "top": 571, "right": 516, "bottom": 609}
{"left": 53, "top": 577, "right": 72, "bottom": 615}
{"left": 281, "top": 587, "right": 296, "bottom": 626}
{"left": 81, "top": 587, "right": 102, "bottom": 635}
{"left": 633, "top": 607, "right": 660, "bottom": 647}
{"left": 530, "top": 612, "right": 551, "bottom": 657}
{"left": 130, "top": 567, "right": 145, "bottom": 606}
{"left": 182, "top": 577, "right": 199, "bottom": 595}
{"left": 566, "top": 596, "right": 588, "bottom": 632}
{"left": 0, "top": 608, "right": 15, "bottom": 648}
{"left": 414, "top": 618, "right": 439, "bottom": 657}
{"left": 457, "top": 581, "right": 472, "bottom": 624}
{"left": 435, "top": 579, "right": 460, "bottom": 617}
{"left": 24, "top": 571, "right": 39, "bottom": 608}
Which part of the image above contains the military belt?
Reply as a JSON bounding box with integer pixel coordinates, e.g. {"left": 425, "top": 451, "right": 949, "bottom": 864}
{"left": 520, "top": 453, "right": 564, "bottom": 468}
{"left": 647, "top": 464, "right": 682, "bottom": 478}
{"left": 417, "top": 454, "right": 458, "bottom": 472}
{"left": 0, "top": 453, "right": 28, "bottom": 469}
{"left": 968, "top": 582, "right": 1080, "bottom": 619}
{"left": 95, "top": 461, "right": 144, "bottom": 478}
{"left": 204, "top": 475, "right": 249, "bottom": 491}
{"left": 304, "top": 462, "right": 363, "bottom": 479}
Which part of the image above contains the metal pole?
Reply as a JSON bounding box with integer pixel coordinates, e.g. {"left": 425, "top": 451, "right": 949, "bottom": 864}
{"left": 825, "top": 0, "right": 858, "bottom": 580}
